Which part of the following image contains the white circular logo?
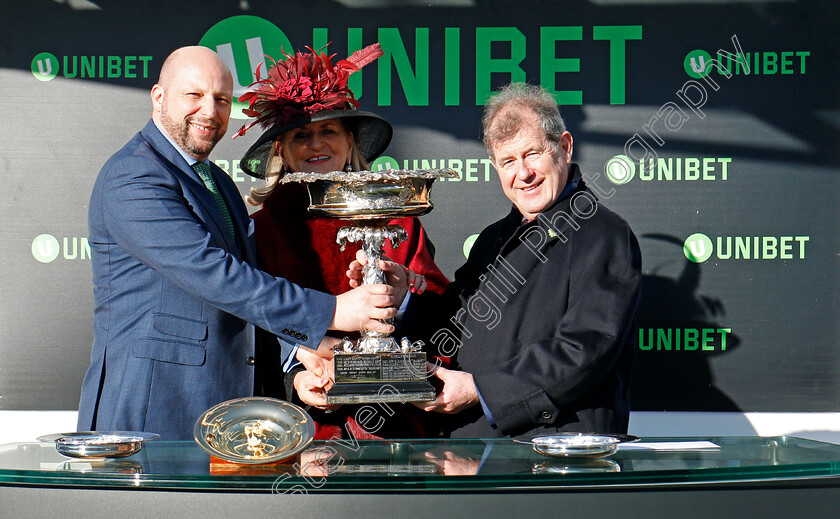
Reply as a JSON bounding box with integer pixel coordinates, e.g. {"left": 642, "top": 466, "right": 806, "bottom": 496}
{"left": 605, "top": 155, "right": 635, "bottom": 185}
{"left": 32, "top": 234, "right": 60, "bottom": 263}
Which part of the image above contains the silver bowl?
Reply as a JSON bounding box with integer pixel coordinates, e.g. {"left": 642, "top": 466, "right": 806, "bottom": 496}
{"left": 193, "top": 397, "right": 315, "bottom": 465}
{"left": 516, "top": 433, "right": 639, "bottom": 459}
{"left": 38, "top": 431, "right": 159, "bottom": 459}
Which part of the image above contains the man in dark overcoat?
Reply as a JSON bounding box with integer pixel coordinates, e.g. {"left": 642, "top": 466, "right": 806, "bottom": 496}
{"left": 408, "top": 83, "right": 642, "bottom": 438}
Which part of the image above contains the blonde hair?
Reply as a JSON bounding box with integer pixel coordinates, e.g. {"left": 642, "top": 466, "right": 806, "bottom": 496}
{"left": 246, "top": 141, "right": 369, "bottom": 206}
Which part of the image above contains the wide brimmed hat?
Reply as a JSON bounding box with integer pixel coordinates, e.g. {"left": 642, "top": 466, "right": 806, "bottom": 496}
{"left": 233, "top": 44, "right": 390, "bottom": 178}
{"left": 239, "top": 109, "right": 392, "bottom": 178}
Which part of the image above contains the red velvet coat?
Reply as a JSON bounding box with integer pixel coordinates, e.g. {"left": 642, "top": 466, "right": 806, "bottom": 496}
{"left": 251, "top": 182, "right": 449, "bottom": 440}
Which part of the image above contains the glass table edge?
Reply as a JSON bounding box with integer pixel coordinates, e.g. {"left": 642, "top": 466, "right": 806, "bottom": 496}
{"left": 1, "top": 436, "right": 839, "bottom": 492}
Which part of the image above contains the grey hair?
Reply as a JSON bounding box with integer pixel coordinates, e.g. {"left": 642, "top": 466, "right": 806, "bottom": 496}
{"left": 481, "top": 83, "right": 566, "bottom": 154}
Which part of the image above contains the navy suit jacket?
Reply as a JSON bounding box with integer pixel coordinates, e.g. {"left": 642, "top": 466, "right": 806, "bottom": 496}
{"left": 77, "top": 120, "right": 335, "bottom": 440}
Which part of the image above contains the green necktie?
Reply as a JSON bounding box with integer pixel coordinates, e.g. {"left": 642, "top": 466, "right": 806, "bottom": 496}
{"left": 191, "top": 162, "right": 236, "bottom": 241}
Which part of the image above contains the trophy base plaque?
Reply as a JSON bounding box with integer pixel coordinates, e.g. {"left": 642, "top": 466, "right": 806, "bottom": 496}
{"left": 326, "top": 352, "right": 436, "bottom": 405}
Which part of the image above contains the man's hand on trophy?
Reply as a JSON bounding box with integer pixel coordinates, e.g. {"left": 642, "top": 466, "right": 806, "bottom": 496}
{"left": 348, "top": 250, "right": 426, "bottom": 305}
{"left": 413, "top": 363, "right": 479, "bottom": 414}
{"left": 330, "top": 284, "right": 397, "bottom": 333}
{"left": 293, "top": 369, "right": 339, "bottom": 411}
{"left": 295, "top": 336, "right": 338, "bottom": 381}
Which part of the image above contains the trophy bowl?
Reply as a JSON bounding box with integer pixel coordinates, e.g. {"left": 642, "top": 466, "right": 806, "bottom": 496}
{"left": 281, "top": 169, "right": 455, "bottom": 220}
{"left": 305, "top": 177, "right": 434, "bottom": 219}
{"left": 280, "top": 168, "right": 458, "bottom": 404}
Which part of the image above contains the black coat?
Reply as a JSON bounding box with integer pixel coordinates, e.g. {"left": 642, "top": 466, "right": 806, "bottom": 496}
{"left": 406, "top": 165, "right": 642, "bottom": 439}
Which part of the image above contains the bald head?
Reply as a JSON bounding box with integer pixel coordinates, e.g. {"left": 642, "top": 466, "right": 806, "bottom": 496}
{"left": 151, "top": 46, "right": 233, "bottom": 160}
{"left": 158, "top": 46, "right": 231, "bottom": 89}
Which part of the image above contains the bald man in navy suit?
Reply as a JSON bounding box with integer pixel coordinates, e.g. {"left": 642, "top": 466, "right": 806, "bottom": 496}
{"left": 78, "top": 46, "right": 398, "bottom": 440}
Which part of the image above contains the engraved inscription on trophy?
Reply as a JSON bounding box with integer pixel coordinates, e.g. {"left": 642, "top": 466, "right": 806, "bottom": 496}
{"left": 280, "top": 168, "right": 458, "bottom": 405}
{"left": 335, "top": 353, "right": 427, "bottom": 383}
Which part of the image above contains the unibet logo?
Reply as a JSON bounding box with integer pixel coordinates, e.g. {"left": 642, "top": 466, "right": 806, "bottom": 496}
{"left": 684, "top": 49, "right": 713, "bottom": 79}
{"left": 683, "top": 233, "right": 713, "bottom": 263}
{"left": 463, "top": 234, "right": 479, "bottom": 259}
{"left": 722, "top": 50, "right": 809, "bottom": 75}
{"left": 32, "top": 234, "right": 60, "bottom": 263}
{"left": 605, "top": 155, "right": 635, "bottom": 184}
{"left": 199, "top": 16, "right": 641, "bottom": 109}
{"left": 371, "top": 156, "right": 400, "bottom": 171}
{"left": 605, "top": 155, "right": 731, "bottom": 184}
{"left": 31, "top": 234, "right": 91, "bottom": 263}
{"left": 685, "top": 49, "right": 810, "bottom": 78}
{"left": 32, "top": 52, "right": 59, "bottom": 82}
{"left": 372, "top": 155, "right": 494, "bottom": 181}
{"left": 684, "top": 233, "right": 809, "bottom": 263}
{"left": 639, "top": 328, "right": 732, "bottom": 352}
{"left": 200, "top": 15, "right": 294, "bottom": 120}
{"left": 30, "top": 52, "right": 152, "bottom": 82}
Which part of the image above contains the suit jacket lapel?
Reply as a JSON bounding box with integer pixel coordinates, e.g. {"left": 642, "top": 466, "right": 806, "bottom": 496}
{"left": 140, "top": 120, "right": 242, "bottom": 255}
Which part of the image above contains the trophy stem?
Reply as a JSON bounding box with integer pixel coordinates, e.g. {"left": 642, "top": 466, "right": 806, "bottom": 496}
{"left": 337, "top": 222, "right": 408, "bottom": 353}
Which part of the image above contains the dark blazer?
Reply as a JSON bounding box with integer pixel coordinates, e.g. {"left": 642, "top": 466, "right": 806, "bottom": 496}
{"left": 406, "top": 166, "right": 641, "bottom": 439}
{"left": 77, "top": 120, "right": 335, "bottom": 440}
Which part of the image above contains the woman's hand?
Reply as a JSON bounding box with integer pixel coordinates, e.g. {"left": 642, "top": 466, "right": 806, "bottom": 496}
{"left": 293, "top": 369, "right": 340, "bottom": 411}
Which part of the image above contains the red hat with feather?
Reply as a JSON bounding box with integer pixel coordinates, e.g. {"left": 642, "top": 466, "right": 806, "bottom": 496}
{"left": 235, "top": 44, "right": 392, "bottom": 179}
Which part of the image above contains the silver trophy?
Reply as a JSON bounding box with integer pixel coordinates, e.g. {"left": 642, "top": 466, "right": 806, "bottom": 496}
{"left": 280, "top": 168, "right": 458, "bottom": 404}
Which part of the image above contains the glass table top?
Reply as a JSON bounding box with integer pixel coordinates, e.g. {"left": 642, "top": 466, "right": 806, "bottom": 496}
{"left": 1, "top": 436, "right": 839, "bottom": 492}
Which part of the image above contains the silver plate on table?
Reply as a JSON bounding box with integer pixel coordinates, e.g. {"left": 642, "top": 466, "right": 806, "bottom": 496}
{"left": 37, "top": 431, "right": 160, "bottom": 459}
{"left": 193, "top": 396, "right": 315, "bottom": 465}
{"left": 516, "top": 433, "right": 639, "bottom": 459}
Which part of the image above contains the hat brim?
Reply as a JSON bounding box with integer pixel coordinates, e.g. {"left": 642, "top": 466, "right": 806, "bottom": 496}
{"left": 239, "top": 110, "right": 393, "bottom": 179}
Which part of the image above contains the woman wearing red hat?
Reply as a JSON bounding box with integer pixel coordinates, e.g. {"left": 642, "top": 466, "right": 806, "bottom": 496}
{"left": 235, "top": 44, "right": 448, "bottom": 440}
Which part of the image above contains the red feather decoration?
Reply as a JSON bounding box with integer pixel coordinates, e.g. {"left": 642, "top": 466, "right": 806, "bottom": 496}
{"left": 233, "top": 43, "right": 384, "bottom": 139}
